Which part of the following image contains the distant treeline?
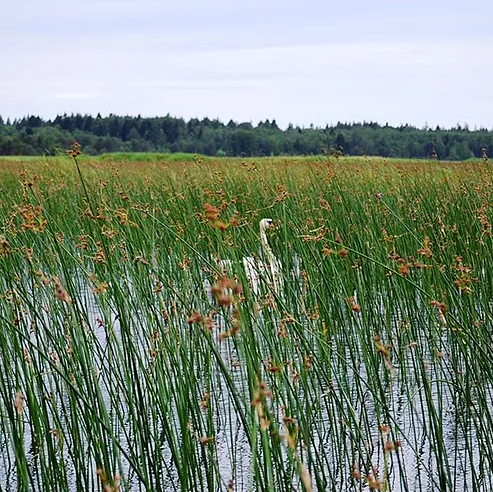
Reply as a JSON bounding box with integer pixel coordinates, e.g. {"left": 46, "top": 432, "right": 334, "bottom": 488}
{"left": 0, "top": 113, "right": 492, "bottom": 160}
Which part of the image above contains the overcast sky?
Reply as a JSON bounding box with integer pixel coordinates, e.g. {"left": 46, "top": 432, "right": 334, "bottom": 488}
{"left": 1, "top": 0, "right": 492, "bottom": 128}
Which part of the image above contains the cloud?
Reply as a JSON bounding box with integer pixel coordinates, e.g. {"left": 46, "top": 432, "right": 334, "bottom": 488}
{"left": 1, "top": 0, "right": 492, "bottom": 128}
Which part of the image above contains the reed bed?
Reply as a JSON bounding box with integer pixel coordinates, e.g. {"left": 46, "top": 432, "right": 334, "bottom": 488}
{"left": 0, "top": 151, "right": 492, "bottom": 491}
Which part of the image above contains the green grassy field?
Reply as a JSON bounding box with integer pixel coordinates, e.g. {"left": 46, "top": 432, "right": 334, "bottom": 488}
{"left": 0, "top": 151, "right": 492, "bottom": 491}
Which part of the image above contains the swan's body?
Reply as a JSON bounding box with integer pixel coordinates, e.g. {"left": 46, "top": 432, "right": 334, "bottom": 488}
{"left": 243, "top": 218, "right": 282, "bottom": 294}
{"left": 208, "top": 219, "right": 281, "bottom": 298}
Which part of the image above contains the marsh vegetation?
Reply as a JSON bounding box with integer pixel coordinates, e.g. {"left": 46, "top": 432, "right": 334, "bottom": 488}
{"left": 0, "top": 151, "right": 492, "bottom": 491}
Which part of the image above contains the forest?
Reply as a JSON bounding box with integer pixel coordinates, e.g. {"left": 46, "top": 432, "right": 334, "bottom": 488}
{"left": 0, "top": 113, "right": 492, "bottom": 159}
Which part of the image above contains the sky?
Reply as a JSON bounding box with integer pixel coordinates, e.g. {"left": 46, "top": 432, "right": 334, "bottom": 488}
{"left": 1, "top": 0, "right": 492, "bottom": 129}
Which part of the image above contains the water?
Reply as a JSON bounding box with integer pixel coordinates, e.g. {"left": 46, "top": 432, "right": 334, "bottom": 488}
{"left": 1, "top": 265, "right": 492, "bottom": 491}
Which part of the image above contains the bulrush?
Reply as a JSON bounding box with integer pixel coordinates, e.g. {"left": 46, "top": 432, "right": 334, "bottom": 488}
{"left": 187, "top": 310, "right": 203, "bottom": 324}
{"left": 54, "top": 277, "right": 72, "bottom": 304}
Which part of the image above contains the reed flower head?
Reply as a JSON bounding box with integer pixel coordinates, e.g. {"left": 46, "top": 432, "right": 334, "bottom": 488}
{"left": 54, "top": 277, "right": 72, "bottom": 304}
{"left": 187, "top": 310, "right": 203, "bottom": 324}
{"left": 14, "top": 391, "right": 25, "bottom": 415}
{"left": 66, "top": 142, "right": 82, "bottom": 158}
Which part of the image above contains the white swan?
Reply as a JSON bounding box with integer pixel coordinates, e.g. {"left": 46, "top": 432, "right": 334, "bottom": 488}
{"left": 243, "top": 218, "right": 282, "bottom": 295}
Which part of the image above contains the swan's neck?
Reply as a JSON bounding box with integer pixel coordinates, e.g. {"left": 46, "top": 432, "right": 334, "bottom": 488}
{"left": 260, "top": 228, "right": 276, "bottom": 265}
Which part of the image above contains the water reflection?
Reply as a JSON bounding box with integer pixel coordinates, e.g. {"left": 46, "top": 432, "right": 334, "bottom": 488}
{"left": 0, "top": 265, "right": 491, "bottom": 491}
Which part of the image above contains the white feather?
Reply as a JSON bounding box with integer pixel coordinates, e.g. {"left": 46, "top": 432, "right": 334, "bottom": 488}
{"left": 243, "top": 218, "right": 282, "bottom": 294}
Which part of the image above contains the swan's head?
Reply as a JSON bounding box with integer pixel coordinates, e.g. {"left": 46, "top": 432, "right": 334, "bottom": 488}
{"left": 259, "top": 218, "right": 274, "bottom": 231}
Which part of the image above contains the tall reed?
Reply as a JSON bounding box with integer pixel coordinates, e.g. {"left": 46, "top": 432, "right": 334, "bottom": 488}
{"left": 0, "top": 153, "right": 492, "bottom": 490}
